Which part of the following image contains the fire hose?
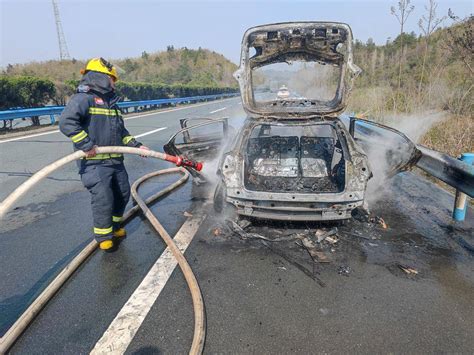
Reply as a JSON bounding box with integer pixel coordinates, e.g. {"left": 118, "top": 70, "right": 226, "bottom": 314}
{"left": 0, "top": 147, "right": 206, "bottom": 354}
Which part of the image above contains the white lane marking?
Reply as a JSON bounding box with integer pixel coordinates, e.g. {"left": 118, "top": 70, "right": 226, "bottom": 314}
{"left": 135, "top": 127, "right": 167, "bottom": 138}
{"left": 0, "top": 98, "right": 237, "bottom": 144}
{"left": 0, "top": 125, "right": 167, "bottom": 145}
{"left": 91, "top": 212, "right": 207, "bottom": 354}
{"left": 122, "top": 98, "right": 234, "bottom": 121}
{"left": 0, "top": 130, "right": 61, "bottom": 144}
{"left": 209, "top": 107, "right": 227, "bottom": 114}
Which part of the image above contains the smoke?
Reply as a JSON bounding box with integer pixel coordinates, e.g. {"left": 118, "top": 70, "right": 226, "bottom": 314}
{"left": 198, "top": 106, "right": 247, "bottom": 188}
{"left": 362, "top": 130, "right": 411, "bottom": 205}
{"left": 361, "top": 110, "right": 448, "bottom": 205}
{"left": 196, "top": 106, "right": 250, "bottom": 221}
{"left": 378, "top": 111, "right": 448, "bottom": 143}
{"left": 199, "top": 147, "right": 225, "bottom": 187}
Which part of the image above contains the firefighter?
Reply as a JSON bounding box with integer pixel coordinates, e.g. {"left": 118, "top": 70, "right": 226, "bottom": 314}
{"left": 59, "top": 58, "right": 149, "bottom": 252}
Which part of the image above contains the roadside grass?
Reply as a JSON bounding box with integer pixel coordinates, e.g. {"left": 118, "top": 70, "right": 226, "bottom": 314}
{"left": 348, "top": 87, "right": 472, "bottom": 205}
{"left": 420, "top": 115, "right": 473, "bottom": 207}
{"left": 348, "top": 86, "right": 473, "bottom": 157}
{"left": 420, "top": 114, "right": 473, "bottom": 157}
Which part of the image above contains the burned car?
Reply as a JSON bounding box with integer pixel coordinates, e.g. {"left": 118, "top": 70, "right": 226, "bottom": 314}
{"left": 213, "top": 22, "right": 371, "bottom": 221}
{"left": 165, "top": 22, "right": 420, "bottom": 221}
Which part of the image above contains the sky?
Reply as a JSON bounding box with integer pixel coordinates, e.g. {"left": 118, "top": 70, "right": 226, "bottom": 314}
{"left": 0, "top": 0, "right": 472, "bottom": 67}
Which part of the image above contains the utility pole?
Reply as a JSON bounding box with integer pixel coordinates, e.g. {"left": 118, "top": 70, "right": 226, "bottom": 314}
{"left": 51, "top": 0, "right": 70, "bottom": 60}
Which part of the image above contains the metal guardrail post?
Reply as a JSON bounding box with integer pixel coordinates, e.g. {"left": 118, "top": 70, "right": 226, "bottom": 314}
{"left": 453, "top": 153, "right": 474, "bottom": 221}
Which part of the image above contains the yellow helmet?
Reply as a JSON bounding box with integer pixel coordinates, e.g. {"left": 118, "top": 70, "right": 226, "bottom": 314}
{"left": 81, "top": 57, "right": 118, "bottom": 81}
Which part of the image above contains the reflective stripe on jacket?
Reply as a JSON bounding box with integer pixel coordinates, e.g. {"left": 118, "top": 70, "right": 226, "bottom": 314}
{"left": 59, "top": 72, "right": 142, "bottom": 164}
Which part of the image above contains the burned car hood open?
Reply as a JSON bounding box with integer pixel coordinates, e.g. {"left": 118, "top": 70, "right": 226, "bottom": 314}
{"left": 234, "top": 22, "right": 361, "bottom": 120}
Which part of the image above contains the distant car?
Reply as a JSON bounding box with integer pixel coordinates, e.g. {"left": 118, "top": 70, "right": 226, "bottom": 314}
{"left": 276, "top": 86, "right": 290, "bottom": 99}
{"left": 165, "top": 22, "right": 420, "bottom": 221}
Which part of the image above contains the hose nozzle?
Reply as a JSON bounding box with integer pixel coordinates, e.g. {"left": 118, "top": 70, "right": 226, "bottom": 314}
{"left": 164, "top": 154, "right": 203, "bottom": 171}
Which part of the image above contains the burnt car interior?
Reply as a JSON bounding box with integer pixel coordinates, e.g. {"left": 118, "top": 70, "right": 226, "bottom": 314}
{"left": 244, "top": 123, "right": 346, "bottom": 193}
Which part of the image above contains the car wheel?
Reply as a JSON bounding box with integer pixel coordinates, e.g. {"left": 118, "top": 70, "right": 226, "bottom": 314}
{"left": 213, "top": 181, "right": 225, "bottom": 213}
{"left": 213, "top": 181, "right": 231, "bottom": 214}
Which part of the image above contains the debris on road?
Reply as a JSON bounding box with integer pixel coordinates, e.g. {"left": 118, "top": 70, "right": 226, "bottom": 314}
{"left": 226, "top": 220, "right": 301, "bottom": 242}
{"left": 225, "top": 219, "right": 342, "bottom": 264}
{"left": 261, "top": 240, "right": 327, "bottom": 287}
{"left": 338, "top": 265, "right": 351, "bottom": 276}
{"left": 398, "top": 264, "right": 418, "bottom": 275}
{"left": 371, "top": 216, "right": 388, "bottom": 229}
{"left": 300, "top": 237, "right": 331, "bottom": 263}
{"left": 183, "top": 211, "right": 193, "bottom": 217}
{"left": 339, "top": 230, "right": 372, "bottom": 240}
{"left": 352, "top": 206, "right": 371, "bottom": 223}
{"left": 237, "top": 219, "right": 252, "bottom": 229}
{"left": 315, "top": 227, "right": 338, "bottom": 243}
{"left": 352, "top": 207, "right": 388, "bottom": 229}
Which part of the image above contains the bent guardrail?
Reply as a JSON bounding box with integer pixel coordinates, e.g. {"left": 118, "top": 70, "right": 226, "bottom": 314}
{"left": 0, "top": 93, "right": 239, "bottom": 124}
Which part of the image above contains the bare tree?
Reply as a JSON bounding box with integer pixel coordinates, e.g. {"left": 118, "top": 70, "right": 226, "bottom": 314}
{"left": 391, "top": 0, "right": 415, "bottom": 90}
{"left": 370, "top": 48, "right": 378, "bottom": 82}
{"left": 444, "top": 10, "right": 474, "bottom": 75}
{"left": 418, "top": 0, "right": 446, "bottom": 94}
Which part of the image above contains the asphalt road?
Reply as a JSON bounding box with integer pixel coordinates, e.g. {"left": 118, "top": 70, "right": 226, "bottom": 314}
{"left": 1, "top": 98, "right": 473, "bottom": 354}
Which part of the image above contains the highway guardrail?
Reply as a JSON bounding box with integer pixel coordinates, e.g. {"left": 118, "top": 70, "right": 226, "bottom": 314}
{"left": 0, "top": 93, "right": 239, "bottom": 124}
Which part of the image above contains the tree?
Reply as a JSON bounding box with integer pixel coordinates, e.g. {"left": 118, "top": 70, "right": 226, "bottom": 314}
{"left": 122, "top": 58, "right": 138, "bottom": 73}
{"left": 0, "top": 76, "right": 56, "bottom": 126}
{"left": 366, "top": 37, "right": 375, "bottom": 48}
{"left": 391, "top": 0, "right": 415, "bottom": 91}
{"left": 444, "top": 11, "right": 473, "bottom": 75}
{"left": 418, "top": 0, "right": 446, "bottom": 94}
{"left": 52, "top": 81, "right": 75, "bottom": 105}
{"left": 0, "top": 76, "right": 55, "bottom": 108}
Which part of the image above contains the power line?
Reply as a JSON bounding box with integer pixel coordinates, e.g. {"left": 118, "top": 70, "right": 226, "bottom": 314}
{"left": 51, "top": 0, "right": 70, "bottom": 60}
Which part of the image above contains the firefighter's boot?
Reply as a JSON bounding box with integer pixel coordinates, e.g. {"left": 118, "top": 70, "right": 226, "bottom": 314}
{"left": 99, "top": 239, "right": 117, "bottom": 252}
{"left": 114, "top": 228, "right": 127, "bottom": 239}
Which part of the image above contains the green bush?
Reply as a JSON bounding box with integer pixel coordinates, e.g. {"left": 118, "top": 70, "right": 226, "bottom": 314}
{"left": 115, "top": 81, "right": 237, "bottom": 101}
{"left": 0, "top": 76, "right": 56, "bottom": 110}
{"left": 0, "top": 76, "right": 237, "bottom": 112}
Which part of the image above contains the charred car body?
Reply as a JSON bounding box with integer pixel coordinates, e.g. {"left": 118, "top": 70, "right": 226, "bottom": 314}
{"left": 165, "top": 22, "right": 421, "bottom": 221}
{"left": 215, "top": 22, "right": 371, "bottom": 221}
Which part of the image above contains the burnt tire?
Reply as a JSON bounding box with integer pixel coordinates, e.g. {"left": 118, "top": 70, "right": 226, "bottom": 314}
{"left": 213, "top": 181, "right": 226, "bottom": 213}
